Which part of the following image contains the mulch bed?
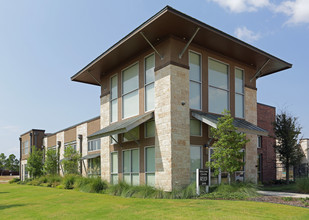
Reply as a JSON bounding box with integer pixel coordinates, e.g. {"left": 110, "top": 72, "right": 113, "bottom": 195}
{"left": 248, "top": 196, "right": 309, "bottom": 208}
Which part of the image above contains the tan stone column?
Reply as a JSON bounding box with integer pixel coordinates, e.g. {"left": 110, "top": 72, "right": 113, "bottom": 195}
{"left": 100, "top": 94, "right": 111, "bottom": 182}
{"left": 76, "top": 123, "right": 87, "bottom": 177}
{"left": 155, "top": 64, "right": 190, "bottom": 191}
{"left": 244, "top": 87, "right": 258, "bottom": 183}
{"left": 56, "top": 131, "right": 64, "bottom": 176}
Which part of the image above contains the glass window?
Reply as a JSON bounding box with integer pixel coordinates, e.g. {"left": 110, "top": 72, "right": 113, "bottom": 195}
{"left": 88, "top": 139, "right": 101, "bottom": 152}
{"left": 145, "top": 54, "right": 155, "bottom": 112}
{"left": 123, "top": 126, "right": 140, "bottom": 142}
{"left": 189, "top": 52, "right": 201, "bottom": 110}
{"left": 87, "top": 157, "right": 101, "bottom": 177}
{"left": 64, "top": 142, "right": 76, "bottom": 151}
{"left": 145, "top": 147, "right": 155, "bottom": 186}
{"left": 123, "top": 149, "right": 139, "bottom": 185}
{"left": 208, "top": 59, "right": 229, "bottom": 114}
{"left": 235, "top": 68, "right": 244, "bottom": 118}
{"left": 110, "top": 75, "right": 118, "bottom": 123}
{"left": 190, "top": 119, "right": 202, "bottom": 136}
{"left": 145, "top": 120, "right": 155, "bottom": 138}
{"left": 23, "top": 141, "right": 29, "bottom": 155}
{"left": 122, "top": 63, "right": 139, "bottom": 118}
{"left": 111, "top": 152, "right": 118, "bottom": 184}
{"left": 190, "top": 146, "right": 202, "bottom": 182}
{"left": 257, "top": 136, "right": 262, "bottom": 148}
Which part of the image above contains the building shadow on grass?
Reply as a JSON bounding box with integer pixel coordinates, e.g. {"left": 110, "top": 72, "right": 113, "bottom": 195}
{"left": 0, "top": 204, "right": 25, "bottom": 210}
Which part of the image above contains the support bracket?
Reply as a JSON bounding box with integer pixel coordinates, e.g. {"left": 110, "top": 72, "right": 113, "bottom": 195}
{"left": 250, "top": 59, "right": 270, "bottom": 82}
{"left": 140, "top": 32, "right": 164, "bottom": 60}
{"left": 124, "top": 131, "right": 140, "bottom": 147}
{"left": 110, "top": 135, "right": 124, "bottom": 148}
{"left": 179, "top": 27, "right": 200, "bottom": 59}
{"left": 87, "top": 70, "right": 102, "bottom": 86}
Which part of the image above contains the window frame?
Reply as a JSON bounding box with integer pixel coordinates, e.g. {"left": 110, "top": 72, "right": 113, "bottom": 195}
{"left": 110, "top": 74, "right": 118, "bottom": 123}
{"left": 111, "top": 151, "right": 118, "bottom": 184}
{"left": 190, "top": 118, "right": 202, "bottom": 137}
{"left": 64, "top": 141, "right": 77, "bottom": 151}
{"left": 189, "top": 50, "right": 202, "bottom": 110}
{"left": 121, "top": 62, "right": 139, "bottom": 119}
{"left": 208, "top": 57, "right": 230, "bottom": 114}
{"left": 87, "top": 138, "right": 101, "bottom": 152}
{"left": 144, "top": 146, "right": 155, "bottom": 186}
{"left": 235, "top": 67, "right": 245, "bottom": 119}
{"left": 122, "top": 148, "right": 140, "bottom": 185}
{"left": 87, "top": 157, "right": 101, "bottom": 177}
{"left": 190, "top": 145, "right": 203, "bottom": 183}
{"left": 144, "top": 120, "right": 155, "bottom": 138}
{"left": 144, "top": 53, "right": 155, "bottom": 112}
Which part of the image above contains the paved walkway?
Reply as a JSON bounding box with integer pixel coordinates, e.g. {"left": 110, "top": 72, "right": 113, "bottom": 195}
{"left": 258, "top": 190, "right": 309, "bottom": 198}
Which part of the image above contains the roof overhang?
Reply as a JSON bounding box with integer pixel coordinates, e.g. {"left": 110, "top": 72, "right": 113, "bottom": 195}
{"left": 71, "top": 6, "right": 292, "bottom": 86}
{"left": 192, "top": 110, "right": 268, "bottom": 136}
{"left": 88, "top": 111, "right": 154, "bottom": 139}
{"left": 80, "top": 153, "right": 100, "bottom": 160}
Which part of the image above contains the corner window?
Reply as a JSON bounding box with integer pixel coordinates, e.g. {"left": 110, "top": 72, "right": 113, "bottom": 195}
{"left": 235, "top": 68, "right": 244, "bottom": 118}
{"left": 123, "top": 149, "right": 139, "bottom": 185}
{"left": 190, "top": 119, "right": 202, "bottom": 136}
{"left": 122, "top": 63, "right": 139, "bottom": 119}
{"left": 190, "top": 146, "right": 202, "bottom": 182}
{"left": 88, "top": 139, "right": 101, "bottom": 152}
{"left": 123, "top": 126, "right": 140, "bottom": 142}
{"left": 145, "top": 147, "right": 155, "bottom": 186}
{"left": 208, "top": 59, "right": 229, "bottom": 114}
{"left": 111, "top": 152, "right": 118, "bottom": 184}
{"left": 145, "top": 54, "right": 155, "bottom": 112}
{"left": 145, "top": 120, "right": 155, "bottom": 138}
{"left": 189, "top": 52, "right": 201, "bottom": 110}
{"left": 111, "top": 75, "right": 118, "bottom": 123}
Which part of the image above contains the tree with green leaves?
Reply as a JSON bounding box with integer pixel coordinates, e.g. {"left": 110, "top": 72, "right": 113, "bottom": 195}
{"left": 44, "top": 148, "right": 58, "bottom": 175}
{"left": 273, "top": 112, "right": 304, "bottom": 184}
{"left": 27, "top": 146, "right": 44, "bottom": 178}
{"left": 0, "top": 153, "right": 6, "bottom": 176}
{"left": 207, "top": 110, "right": 249, "bottom": 184}
{"left": 62, "top": 146, "right": 80, "bottom": 175}
{"left": 5, "top": 154, "right": 19, "bottom": 172}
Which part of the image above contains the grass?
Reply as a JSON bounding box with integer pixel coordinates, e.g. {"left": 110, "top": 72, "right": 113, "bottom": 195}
{"left": 1, "top": 184, "right": 309, "bottom": 219}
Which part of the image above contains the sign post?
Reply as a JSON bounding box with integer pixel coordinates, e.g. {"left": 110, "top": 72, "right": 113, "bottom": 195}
{"left": 196, "top": 169, "right": 209, "bottom": 196}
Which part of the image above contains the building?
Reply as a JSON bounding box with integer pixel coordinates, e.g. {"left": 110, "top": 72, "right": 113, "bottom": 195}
{"left": 19, "top": 6, "right": 291, "bottom": 190}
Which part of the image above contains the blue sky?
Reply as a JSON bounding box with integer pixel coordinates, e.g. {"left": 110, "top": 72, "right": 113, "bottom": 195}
{"left": 1, "top": 0, "right": 309, "bottom": 156}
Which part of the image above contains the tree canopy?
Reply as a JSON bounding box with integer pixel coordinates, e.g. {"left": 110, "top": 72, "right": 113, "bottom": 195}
{"left": 27, "top": 146, "right": 44, "bottom": 178}
{"left": 44, "top": 148, "right": 58, "bottom": 175}
{"left": 62, "top": 146, "right": 80, "bottom": 175}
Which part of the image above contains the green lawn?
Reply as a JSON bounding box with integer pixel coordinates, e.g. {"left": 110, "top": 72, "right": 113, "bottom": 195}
{"left": 1, "top": 184, "right": 309, "bottom": 219}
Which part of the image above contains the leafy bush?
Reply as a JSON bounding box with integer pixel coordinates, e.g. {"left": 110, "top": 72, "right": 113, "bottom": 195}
{"left": 9, "top": 177, "right": 20, "bottom": 184}
{"left": 62, "top": 174, "right": 78, "bottom": 189}
{"left": 296, "top": 178, "right": 309, "bottom": 193}
{"left": 74, "top": 177, "right": 108, "bottom": 193}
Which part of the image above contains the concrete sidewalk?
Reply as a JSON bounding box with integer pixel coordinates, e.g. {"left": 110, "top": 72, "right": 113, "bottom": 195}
{"left": 258, "top": 190, "right": 309, "bottom": 198}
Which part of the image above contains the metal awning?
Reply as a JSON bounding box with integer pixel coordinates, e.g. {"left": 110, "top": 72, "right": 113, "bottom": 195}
{"left": 88, "top": 111, "right": 154, "bottom": 139}
{"left": 192, "top": 110, "right": 268, "bottom": 136}
{"left": 80, "top": 153, "right": 100, "bottom": 160}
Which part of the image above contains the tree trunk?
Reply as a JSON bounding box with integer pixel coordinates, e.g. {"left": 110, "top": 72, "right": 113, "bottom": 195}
{"left": 286, "top": 163, "right": 290, "bottom": 184}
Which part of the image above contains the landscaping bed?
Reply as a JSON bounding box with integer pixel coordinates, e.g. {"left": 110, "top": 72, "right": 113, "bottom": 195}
{"left": 249, "top": 196, "right": 309, "bottom": 208}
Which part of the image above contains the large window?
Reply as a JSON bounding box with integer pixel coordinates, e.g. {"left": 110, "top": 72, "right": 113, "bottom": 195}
{"left": 64, "top": 142, "right": 76, "bottom": 151}
{"left": 111, "top": 75, "right": 118, "bottom": 123}
{"left": 88, "top": 157, "right": 101, "bottom": 177}
{"left": 145, "top": 147, "right": 155, "bottom": 186}
{"left": 123, "top": 126, "right": 140, "bottom": 142}
{"left": 122, "top": 63, "right": 139, "bottom": 119}
{"left": 88, "top": 139, "right": 101, "bottom": 152}
{"left": 145, "top": 120, "right": 155, "bottom": 138}
{"left": 208, "top": 59, "right": 229, "bottom": 114}
{"left": 123, "top": 149, "right": 139, "bottom": 185}
{"left": 189, "top": 52, "right": 201, "bottom": 110}
{"left": 190, "top": 119, "right": 202, "bottom": 136}
{"left": 23, "top": 141, "right": 29, "bottom": 155}
{"left": 190, "top": 146, "right": 202, "bottom": 182}
{"left": 235, "top": 68, "right": 244, "bottom": 118}
{"left": 111, "top": 152, "right": 118, "bottom": 184}
{"left": 145, "top": 54, "right": 155, "bottom": 112}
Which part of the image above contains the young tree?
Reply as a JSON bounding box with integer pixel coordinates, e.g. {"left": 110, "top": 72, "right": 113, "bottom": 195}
{"left": 44, "top": 148, "right": 58, "bottom": 175}
{"left": 5, "top": 154, "right": 19, "bottom": 172}
{"left": 27, "top": 146, "right": 44, "bottom": 178}
{"left": 274, "top": 112, "right": 304, "bottom": 184}
{"left": 207, "top": 110, "right": 249, "bottom": 184}
{"left": 62, "top": 146, "right": 80, "bottom": 175}
{"left": 0, "top": 153, "right": 6, "bottom": 176}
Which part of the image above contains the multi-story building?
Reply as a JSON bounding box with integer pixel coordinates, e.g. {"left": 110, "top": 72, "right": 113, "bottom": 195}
{"left": 19, "top": 6, "right": 291, "bottom": 190}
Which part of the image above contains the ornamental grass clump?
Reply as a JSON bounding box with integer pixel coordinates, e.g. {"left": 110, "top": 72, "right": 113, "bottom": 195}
{"left": 296, "top": 178, "right": 309, "bottom": 193}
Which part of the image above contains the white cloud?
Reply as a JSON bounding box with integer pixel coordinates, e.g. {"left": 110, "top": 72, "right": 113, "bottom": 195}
{"left": 209, "top": 0, "right": 271, "bottom": 13}
{"left": 275, "top": 0, "right": 309, "bottom": 24}
{"left": 234, "top": 26, "right": 261, "bottom": 42}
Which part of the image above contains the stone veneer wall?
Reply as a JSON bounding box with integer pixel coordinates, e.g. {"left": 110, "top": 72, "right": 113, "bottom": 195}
{"left": 76, "top": 123, "right": 88, "bottom": 177}
{"left": 154, "top": 64, "right": 190, "bottom": 191}
{"left": 244, "top": 87, "right": 258, "bottom": 183}
{"left": 56, "top": 131, "right": 65, "bottom": 176}
{"left": 100, "top": 94, "right": 111, "bottom": 182}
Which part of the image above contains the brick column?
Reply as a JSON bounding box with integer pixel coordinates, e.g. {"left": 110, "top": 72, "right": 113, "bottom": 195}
{"left": 244, "top": 87, "right": 258, "bottom": 183}
{"left": 155, "top": 64, "right": 190, "bottom": 191}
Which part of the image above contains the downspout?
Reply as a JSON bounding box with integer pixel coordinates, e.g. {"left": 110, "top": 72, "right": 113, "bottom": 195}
{"left": 57, "top": 141, "right": 61, "bottom": 174}
{"left": 78, "top": 135, "right": 83, "bottom": 175}
{"left": 30, "top": 132, "right": 33, "bottom": 154}
{"left": 19, "top": 137, "right": 22, "bottom": 180}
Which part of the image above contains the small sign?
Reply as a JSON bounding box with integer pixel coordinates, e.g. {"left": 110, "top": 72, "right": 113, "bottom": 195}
{"left": 199, "top": 169, "right": 209, "bottom": 186}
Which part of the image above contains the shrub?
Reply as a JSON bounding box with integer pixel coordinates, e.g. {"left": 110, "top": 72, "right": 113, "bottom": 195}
{"left": 9, "top": 177, "right": 20, "bottom": 184}
{"left": 282, "top": 197, "right": 293, "bottom": 201}
{"left": 296, "top": 178, "right": 309, "bottom": 193}
{"left": 62, "top": 174, "right": 79, "bottom": 189}
{"left": 73, "top": 176, "right": 108, "bottom": 193}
